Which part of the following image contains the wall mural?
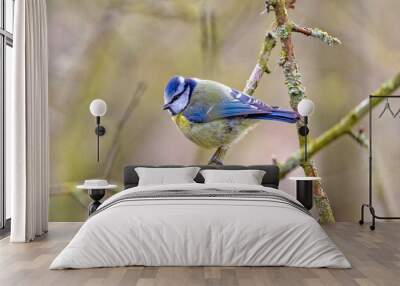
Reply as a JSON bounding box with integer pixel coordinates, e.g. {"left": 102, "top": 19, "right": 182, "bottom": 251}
{"left": 48, "top": 0, "right": 400, "bottom": 222}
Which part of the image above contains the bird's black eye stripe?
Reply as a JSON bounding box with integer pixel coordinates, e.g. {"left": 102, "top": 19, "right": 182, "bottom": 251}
{"left": 171, "top": 94, "right": 179, "bottom": 102}
{"left": 169, "top": 84, "right": 188, "bottom": 104}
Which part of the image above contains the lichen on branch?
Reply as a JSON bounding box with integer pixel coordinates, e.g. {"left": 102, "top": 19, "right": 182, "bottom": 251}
{"left": 282, "top": 60, "right": 305, "bottom": 108}
{"left": 276, "top": 24, "right": 290, "bottom": 40}
{"left": 270, "top": 0, "right": 337, "bottom": 224}
{"left": 244, "top": 31, "right": 277, "bottom": 95}
{"left": 292, "top": 24, "right": 341, "bottom": 46}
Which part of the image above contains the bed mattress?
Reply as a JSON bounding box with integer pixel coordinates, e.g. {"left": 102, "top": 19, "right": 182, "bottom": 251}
{"left": 50, "top": 183, "right": 350, "bottom": 269}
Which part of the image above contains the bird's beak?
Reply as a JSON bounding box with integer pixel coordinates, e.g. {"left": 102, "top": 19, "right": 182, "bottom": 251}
{"left": 162, "top": 103, "right": 171, "bottom": 110}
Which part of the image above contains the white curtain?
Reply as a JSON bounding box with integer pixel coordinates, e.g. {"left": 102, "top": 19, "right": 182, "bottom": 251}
{"left": 7, "top": 0, "right": 49, "bottom": 242}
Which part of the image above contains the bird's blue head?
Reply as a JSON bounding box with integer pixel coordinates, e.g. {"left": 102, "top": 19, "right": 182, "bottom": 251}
{"left": 163, "top": 76, "right": 195, "bottom": 115}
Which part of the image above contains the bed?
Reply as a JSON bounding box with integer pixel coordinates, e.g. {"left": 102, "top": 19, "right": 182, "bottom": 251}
{"left": 50, "top": 165, "right": 350, "bottom": 269}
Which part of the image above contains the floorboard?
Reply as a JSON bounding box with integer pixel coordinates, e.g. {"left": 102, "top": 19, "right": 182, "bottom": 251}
{"left": 0, "top": 222, "right": 399, "bottom": 286}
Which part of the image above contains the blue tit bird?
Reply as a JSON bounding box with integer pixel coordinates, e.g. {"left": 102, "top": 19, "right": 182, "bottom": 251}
{"left": 163, "top": 76, "right": 300, "bottom": 150}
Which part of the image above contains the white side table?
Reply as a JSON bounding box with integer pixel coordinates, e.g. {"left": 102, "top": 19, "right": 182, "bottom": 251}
{"left": 289, "top": 177, "right": 321, "bottom": 210}
{"left": 77, "top": 180, "right": 118, "bottom": 215}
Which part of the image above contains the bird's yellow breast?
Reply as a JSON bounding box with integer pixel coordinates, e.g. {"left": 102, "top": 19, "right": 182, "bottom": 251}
{"left": 171, "top": 113, "right": 257, "bottom": 149}
{"left": 172, "top": 114, "right": 192, "bottom": 131}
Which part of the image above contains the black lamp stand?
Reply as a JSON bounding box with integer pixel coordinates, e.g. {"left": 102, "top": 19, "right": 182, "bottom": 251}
{"left": 88, "top": 189, "right": 106, "bottom": 215}
{"left": 95, "top": 116, "right": 106, "bottom": 162}
{"left": 294, "top": 116, "right": 314, "bottom": 210}
{"left": 298, "top": 116, "right": 309, "bottom": 161}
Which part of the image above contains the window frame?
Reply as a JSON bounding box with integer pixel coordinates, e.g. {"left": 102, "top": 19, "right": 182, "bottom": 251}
{"left": 0, "top": 0, "right": 14, "bottom": 233}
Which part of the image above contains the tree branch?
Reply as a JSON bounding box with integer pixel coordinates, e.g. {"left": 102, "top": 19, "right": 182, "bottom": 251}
{"left": 271, "top": 0, "right": 337, "bottom": 224}
{"left": 285, "top": 0, "right": 296, "bottom": 9}
{"left": 279, "top": 72, "right": 400, "bottom": 177}
{"left": 208, "top": 28, "right": 277, "bottom": 165}
{"left": 292, "top": 24, "right": 341, "bottom": 46}
{"left": 209, "top": 0, "right": 342, "bottom": 223}
{"left": 103, "top": 82, "right": 147, "bottom": 178}
{"left": 262, "top": 0, "right": 296, "bottom": 14}
{"left": 347, "top": 128, "right": 368, "bottom": 149}
{"left": 244, "top": 31, "right": 277, "bottom": 95}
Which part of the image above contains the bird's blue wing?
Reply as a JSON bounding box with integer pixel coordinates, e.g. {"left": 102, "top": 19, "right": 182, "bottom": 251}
{"left": 218, "top": 89, "right": 273, "bottom": 116}
{"left": 183, "top": 88, "right": 273, "bottom": 123}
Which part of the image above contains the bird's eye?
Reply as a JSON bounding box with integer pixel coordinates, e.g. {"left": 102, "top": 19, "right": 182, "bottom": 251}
{"left": 171, "top": 94, "right": 180, "bottom": 102}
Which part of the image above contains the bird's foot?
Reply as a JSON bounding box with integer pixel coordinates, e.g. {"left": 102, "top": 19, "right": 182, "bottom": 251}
{"left": 208, "top": 146, "right": 228, "bottom": 166}
{"left": 208, "top": 159, "right": 224, "bottom": 166}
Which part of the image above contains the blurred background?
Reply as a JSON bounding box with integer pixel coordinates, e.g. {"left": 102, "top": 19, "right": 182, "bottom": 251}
{"left": 47, "top": 0, "right": 400, "bottom": 221}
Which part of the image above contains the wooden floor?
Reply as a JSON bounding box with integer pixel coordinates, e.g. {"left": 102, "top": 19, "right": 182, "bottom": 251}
{"left": 0, "top": 222, "right": 399, "bottom": 286}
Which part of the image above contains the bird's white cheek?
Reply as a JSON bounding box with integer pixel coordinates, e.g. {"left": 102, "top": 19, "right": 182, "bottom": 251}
{"left": 172, "top": 88, "right": 190, "bottom": 113}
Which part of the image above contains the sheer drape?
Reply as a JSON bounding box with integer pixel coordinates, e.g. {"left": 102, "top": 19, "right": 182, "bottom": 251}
{"left": 8, "top": 0, "right": 49, "bottom": 242}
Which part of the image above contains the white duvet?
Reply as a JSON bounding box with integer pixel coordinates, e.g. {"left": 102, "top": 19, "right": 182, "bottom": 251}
{"left": 50, "top": 183, "right": 350, "bottom": 269}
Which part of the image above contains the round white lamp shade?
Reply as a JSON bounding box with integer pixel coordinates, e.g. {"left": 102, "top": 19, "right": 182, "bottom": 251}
{"left": 297, "top": 98, "right": 315, "bottom": 117}
{"left": 90, "top": 99, "right": 107, "bottom": 117}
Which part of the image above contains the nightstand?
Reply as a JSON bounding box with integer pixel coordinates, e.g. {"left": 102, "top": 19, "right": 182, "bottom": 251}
{"left": 289, "top": 177, "right": 321, "bottom": 210}
{"left": 77, "top": 180, "right": 118, "bottom": 215}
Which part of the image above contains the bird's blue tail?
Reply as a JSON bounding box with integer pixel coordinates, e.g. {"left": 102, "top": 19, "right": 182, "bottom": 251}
{"left": 249, "top": 108, "right": 300, "bottom": 123}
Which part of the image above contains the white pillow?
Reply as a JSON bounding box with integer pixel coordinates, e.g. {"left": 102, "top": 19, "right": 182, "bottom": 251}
{"left": 135, "top": 167, "right": 200, "bottom": 186}
{"left": 200, "top": 169, "right": 266, "bottom": 185}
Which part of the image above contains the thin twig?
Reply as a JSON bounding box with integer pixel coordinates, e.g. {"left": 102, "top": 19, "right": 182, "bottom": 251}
{"left": 292, "top": 24, "right": 341, "bottom": 46}
{"left": 244, "top": 31, "right": 277, "bottom": 95}
{"left": 103, "top": 82, "right": 147, "bottom": 178}
{"left": 347, "top": 129, "right": 368, "bottom": 148}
